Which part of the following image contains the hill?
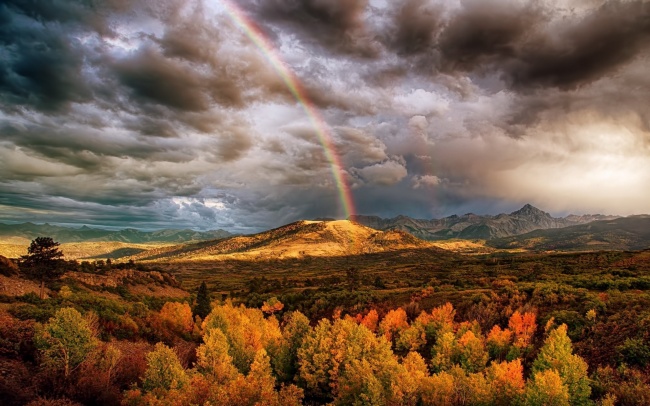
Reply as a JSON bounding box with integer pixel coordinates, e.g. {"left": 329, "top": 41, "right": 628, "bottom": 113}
{"left": 127, "top": 219, "right": 439, "bottom": 262}
{"left": 351, "top": 204, "right": 618, "bottom": 240}
{"left": 0, "top": 222, "right": 231, "bottom": 243}
{"left": 487, "top": 215, "right": 650, "bottom": 251}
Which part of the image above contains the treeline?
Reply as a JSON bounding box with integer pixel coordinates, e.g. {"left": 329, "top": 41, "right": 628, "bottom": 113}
{"left": 123, "top": 302, "right": 601, "bottom": 405}
{"left": 4, "top": 298, "right": 648, "bottom": 405}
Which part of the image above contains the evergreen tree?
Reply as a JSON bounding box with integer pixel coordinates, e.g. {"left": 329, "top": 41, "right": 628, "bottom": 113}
{"left": 21, "top": 236, "right": 64, "bottom": 299}
{"left": 193, "top": 281, "right": 212, "bottom": 319}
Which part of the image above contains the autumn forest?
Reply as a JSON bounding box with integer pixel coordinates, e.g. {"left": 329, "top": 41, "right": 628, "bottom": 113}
{"left": 2, "top": 235, "right": 650, "bottom": 406}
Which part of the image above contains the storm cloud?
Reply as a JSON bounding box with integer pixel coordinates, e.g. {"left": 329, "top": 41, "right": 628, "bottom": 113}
{"left": 1, "top": 0, "right": 650, "bottom": 232}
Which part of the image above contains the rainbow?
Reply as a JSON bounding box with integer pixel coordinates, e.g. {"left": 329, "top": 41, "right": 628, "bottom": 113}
{"left": 219, "top": 0, "right": 355, "bottom": 219}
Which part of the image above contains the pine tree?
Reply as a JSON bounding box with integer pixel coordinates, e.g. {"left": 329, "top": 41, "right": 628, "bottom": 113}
{"left": 21, "top": 237, "right": 64, "bottom": 299}
{"left": 193, "top": 281, "right": 212, "bottom": 319}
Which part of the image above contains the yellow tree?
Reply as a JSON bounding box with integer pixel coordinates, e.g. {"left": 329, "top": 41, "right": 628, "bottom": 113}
{"left": 525, "top": 369, "right": 570, "bottom": 406}
{"left": 297, "top": 318, "right": 334, "bottom": 399}
{"left": 395, "top": 321, "right": 427, "bottom": 353}
{"left": 457, "top": 330, "right": 488, "bottom": 373}
{"left": 202, "top": 302, "right": 281, "bottom": 374}
{"left": 421, "top": 371, "right": 455, "bottom": 405}
{"left": 431, "top": 332, "right": 457, "bottom": 373}
{"left": 416, "top": 302, "right": 456, "bottom": 346}
{"left": 389, "top": 351, "right": 429, "bottom": 405}
{"left": 532, "top": 324, "right": 591, "bottom": 406}
{"left": 449, "top": 366, "right": 492, "bottom": 406}
{"left": 486, "top": 325, "right": 513, "bottom": 360}
{"left": 299, "top": 318, "right": 400, "bottom": 403}
{"left": 277, "top": 311, "right": 312, "bottom": 382}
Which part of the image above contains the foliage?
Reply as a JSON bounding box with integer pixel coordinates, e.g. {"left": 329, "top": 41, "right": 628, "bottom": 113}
{"left": 158, "top": 302, "right": 194, "bottom": 335}
{"left": 7, "top": 247, "right": 650, "bottom": 404}
{"left": 34, "top": 307, "right": 98, "bottom": 377}
{"left": 525, "top": 369, "right": 571, "bottom": 406}
{"left": 617, "top": 338, "right": 650, "bottom": 368}
{"left": 202, "top": 301, "right": 282, "bottom": 374}
{"left": 261, "top": 296, "right": 284, "bottom": 315}
{"left": 532, "top": 324, "right": 591, "bottom": 405}
{"left": 195, "top": 328, "right": 239, "bottom": 383}
{"left": 298, "top": 317, "right": 400, "bottom": 403}
{"left": 142, "top": 342, "right": 188, "bottom": 392}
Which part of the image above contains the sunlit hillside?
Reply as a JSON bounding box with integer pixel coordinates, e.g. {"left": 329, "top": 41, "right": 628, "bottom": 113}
{"left": 126, "top": 220, "right": 437, "bottom": 262}
{"left": 0, "top": 240, "right": 173, "bottom": 260}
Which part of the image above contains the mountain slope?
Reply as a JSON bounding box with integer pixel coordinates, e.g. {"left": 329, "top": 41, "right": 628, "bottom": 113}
{"left": 487, "top": 216, "right": 650, "bottom": 251}
{"left": 128, "top": 220, "right": 439, "bottom": 261}
{"left": 0, "top": 222, "right": 232, "bottom": 243}
{"left": 350, "top": 204, "right": 619, "bottom": 240}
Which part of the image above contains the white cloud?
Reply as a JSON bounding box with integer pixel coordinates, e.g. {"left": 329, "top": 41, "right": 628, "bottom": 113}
{"left": 412, "top": 175, "right": 442, "bottom": 189}
{"left": 354, "top": 160, "right": 408, "bottom": 186}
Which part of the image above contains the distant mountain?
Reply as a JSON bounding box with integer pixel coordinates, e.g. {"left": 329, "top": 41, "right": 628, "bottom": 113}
{"left": 350, "top": 204, "right": 619, "bottom": 240}
{"left": 0, "top": 222, "right": 232, "bottom": 243}
{"left": 128, "top": 219, "right": 440, "bottom": 262}
{"left": 487, "top": 216, "right": 650, "bottom": 251}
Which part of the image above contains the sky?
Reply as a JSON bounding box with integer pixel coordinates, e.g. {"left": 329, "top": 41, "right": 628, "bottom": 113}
{"left": 1, "top": 0, "right": 649, "bottom": 232}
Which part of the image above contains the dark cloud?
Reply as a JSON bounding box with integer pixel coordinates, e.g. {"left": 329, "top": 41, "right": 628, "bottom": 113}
{"left": 388, "top": 0, "right": 445, "bottom": 55}
{"left": 438, "top": 0, "right": 542, "bottom": 73}
{"left": 508, "top": 0, "right": 650, "bottom": 90}
{"left": 0, "top": 8, "right": 92, "bottom": 112}
{"left": 244, "top": 0, "right": 379, "bottom": 57}
{"left": 113, "top": 46, "right": 215, "bottom": 111}
{"left": 1, "top": 0, "right": 649, "bottom": 231}
{"left": 386, "top": 0, "right": 650, "bottom": 91}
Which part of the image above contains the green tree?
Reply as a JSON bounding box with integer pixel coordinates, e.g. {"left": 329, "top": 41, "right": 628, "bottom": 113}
{"left": 197, "top": 329, "right": 240, "bottom": 383}
{"left": 34, "top": 307, "right": 98, "bottom": 378}
{"left": 142, "top": 342, "right": 189, "bottom": 392}
{"left": 21, "top": 237, "right": 64, "bottom": 299}
{"left": 532, "top": 324, "right": 591, "bottom": 405}
{"left": 193, "top": 281, "right": 212, "bottom": 320}
{"left": 272, "top": 311, "right": 312, "bottom": 382}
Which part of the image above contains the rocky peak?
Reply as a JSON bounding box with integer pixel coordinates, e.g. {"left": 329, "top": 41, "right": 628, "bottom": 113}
{"left": 510, "top": 204, "right": 550, "bottom": 218}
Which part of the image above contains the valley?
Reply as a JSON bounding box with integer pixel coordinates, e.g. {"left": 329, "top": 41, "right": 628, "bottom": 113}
{"left": 2, "top": 212, "right": 650, "bottom": 405}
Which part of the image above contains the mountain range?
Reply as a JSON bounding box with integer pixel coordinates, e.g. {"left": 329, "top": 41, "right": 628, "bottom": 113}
{"left": 350, "top": 204, "right": 619, "bottom": 240}
{"left": 0, "top": 222, "right": 232, "bottom": 244}
{"left": 488, "top": 215, "right": 650, "bottom": 251}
